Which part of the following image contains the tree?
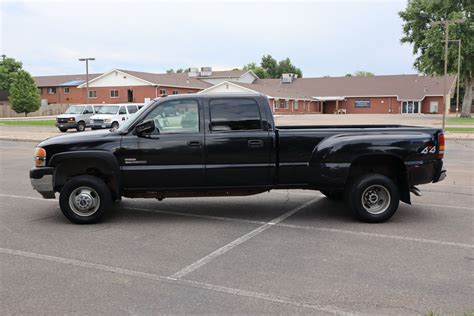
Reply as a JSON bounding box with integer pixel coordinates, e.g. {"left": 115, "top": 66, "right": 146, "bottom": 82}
{"left": 0, "top": 56, "right": 23, "bottom": 91}
{"left": 244, "top": 55, "right": 303, "bottom": 79}
{"left": 399, "top": 0, "right": 473, "bottom": 117}
{"left": 243, "top": 62, "right": 269, "bottom": 78}
{"left": 261, "top": 55, "right": 279, "bottom": 78}
{"left": 9, "top": 70, "right": 41, "bottom": 117}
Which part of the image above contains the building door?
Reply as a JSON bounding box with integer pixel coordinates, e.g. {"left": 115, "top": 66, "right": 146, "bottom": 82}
{"left": 430, "top": 101, "right": 439, "bottom": 113}
{"left": 127, "top": 89, "right": 133, "bottom": 102}
{"left": 402, "top": 101, "right": 420, "bottom": 114}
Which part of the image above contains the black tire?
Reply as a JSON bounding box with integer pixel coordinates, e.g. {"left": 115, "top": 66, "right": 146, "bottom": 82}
{"left": 320, "top": 190, "right": 344, "bottom": 201}
{"left": 59, "top": 128, "right": 68, "bottom": 133}
{"left": 59, "top": 175, "right": 111, "bottom": 224}
{"left": 76, "top": 121, "right": 86, "bottom": 132}
{"left": 111, "top": 122, "right": 119, "bottom": 129}
{"left": 347, "top": 174, "right": 399, "bottom": 223}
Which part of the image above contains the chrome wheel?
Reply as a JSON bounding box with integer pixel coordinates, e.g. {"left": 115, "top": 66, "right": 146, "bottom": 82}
{"left": 68, "top": 186, "right": 101, "bottom": 217}
{"left": 361, "top": 184, "right": 391, "bottom": 215}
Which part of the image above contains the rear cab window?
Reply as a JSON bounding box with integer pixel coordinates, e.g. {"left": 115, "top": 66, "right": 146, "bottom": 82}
{"left": 209, "top": 98, "right": 262, "bottom": 132}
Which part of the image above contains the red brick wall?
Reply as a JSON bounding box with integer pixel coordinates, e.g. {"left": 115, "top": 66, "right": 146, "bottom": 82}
{"left": 340, "top": 97, "right": 400, "bottom": 114}
{"left": 40, "top": 85, "right": 202, "bottom": 105}
{"left": 421, "top": 96, "right": 444, "bottom": 114}
{"left": 268, "top": 99, "right": 322, "bottom": 114}
{"left": 40, "top": 86, "right": 85, "bottom": 104}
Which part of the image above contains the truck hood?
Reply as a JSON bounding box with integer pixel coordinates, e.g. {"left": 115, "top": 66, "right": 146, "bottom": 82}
{"left": 57, "top": 114, "right": 77, "bottom": 119}
{"left": 37, "top": 129, "right": 115, "bottom": 147}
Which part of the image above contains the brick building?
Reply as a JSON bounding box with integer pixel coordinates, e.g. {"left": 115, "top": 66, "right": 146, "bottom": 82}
{"left": 33, "top": 68, "right": 455, "bottom": 114}
{"left": 200, "top": 74, "right": 456, "bottom": 115}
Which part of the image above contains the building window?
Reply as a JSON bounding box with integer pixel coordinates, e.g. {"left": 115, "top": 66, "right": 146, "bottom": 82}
{"left": 110, "top": 90, "right": 119, "bottom": 98}
{"left": 274, "top": 100, "right": 279, "bottom": 109}
{"left": 48, "top": 87, "right": 56, "bottom": 95}
{"left": 355, "top": 100, "right": 370, "bottom": 108}
{"left": 159, "top": 89, "right": 166, "bottom": 95}
{"left": 88, "top": 90, "right": 97, "bottom": 98}
{"left": 172, "top": 90, "right": 179, "bottom": 95}
{"left": 279, "top": 100, "right": 286, "bottom": 109}
{"left": 294, "top": 100, "right": 299, "bottom": 110}
{"left": 64, "top": 87, "right": 70, "bottom": 94}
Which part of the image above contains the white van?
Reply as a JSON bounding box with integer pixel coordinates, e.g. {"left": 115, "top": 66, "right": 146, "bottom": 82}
{"left": 89, "top": 104, "right": 141, "bottom": 129}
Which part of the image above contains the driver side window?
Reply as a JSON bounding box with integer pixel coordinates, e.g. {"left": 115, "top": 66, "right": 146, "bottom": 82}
{"left": 143, "top": 99, "right": 199, "bottom": 134}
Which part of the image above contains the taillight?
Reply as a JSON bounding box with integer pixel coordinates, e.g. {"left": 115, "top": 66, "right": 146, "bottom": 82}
{"left": 35, "top": 147, "right": 46, "bottom": 167}
{"left": 438, "top": 133, "right": 445, "bottom": 159}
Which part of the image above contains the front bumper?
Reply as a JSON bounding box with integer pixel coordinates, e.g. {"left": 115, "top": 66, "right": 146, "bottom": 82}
{"left": 30, "top": 167, "right": 55, "bottom": 199}
{"left": 55, "top": 122, "right": 76, "bottom": 129}
{"left": 90, "top": 122, "right": 112, "bottom": 129}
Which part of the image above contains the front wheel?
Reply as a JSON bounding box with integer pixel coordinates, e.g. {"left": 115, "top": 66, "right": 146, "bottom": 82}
{"left": 59, "top": 128, "right": 68, "bottom": 133}
{"left": 111, "top": 122, "right": 119, "bottom": 129}
{"left": 76, "top": 121, "right": 86, "bottom": 132}
{"left": 347, "top": 174, "right": 399, "bottom": 223}
{"left": 59, "top": 175, "right": 111, "bottom": 224}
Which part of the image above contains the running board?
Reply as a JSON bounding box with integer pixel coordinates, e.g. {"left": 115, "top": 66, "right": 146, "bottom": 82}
{"left": 409, "top": 186, "right": 422, "bottom": 197}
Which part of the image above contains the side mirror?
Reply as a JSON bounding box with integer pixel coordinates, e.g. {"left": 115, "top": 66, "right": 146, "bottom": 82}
{"left": 135, "top": 119, "right": 156, "bottom": 135}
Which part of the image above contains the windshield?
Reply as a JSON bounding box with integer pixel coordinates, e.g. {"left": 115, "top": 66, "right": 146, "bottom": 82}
{"left": 97, "top": 106, "right": 119, "bottom": 114}
{"left": 116, "top": 100, "right": 156, "bottom": 133}
{"left": 64, "top": 106, "right": 84, "bottom": 114}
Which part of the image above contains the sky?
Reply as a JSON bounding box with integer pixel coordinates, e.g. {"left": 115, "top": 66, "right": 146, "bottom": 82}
{"left": 0, "top": 0, "right": 417, "bottom": 77}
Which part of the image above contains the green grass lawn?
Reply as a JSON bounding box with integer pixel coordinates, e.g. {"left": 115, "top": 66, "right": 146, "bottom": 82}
{"left": 444, "top": 127, "right": 474, "bottom": 132}
{"left": 446, "top": 117, "right": 474, "bottom": 125}
{"left": 0, "top": 119, "right": 56, "bottom": 126}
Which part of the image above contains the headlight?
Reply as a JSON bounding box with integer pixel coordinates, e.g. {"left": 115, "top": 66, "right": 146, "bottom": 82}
{"left": 104, "top": 119, "right": 111, "bottom": 123}
{"left": 68, "top": 117, "right": 75, "bottom": 123}
{"left": 34, "top": 147, "right": 46, "bottom": 167}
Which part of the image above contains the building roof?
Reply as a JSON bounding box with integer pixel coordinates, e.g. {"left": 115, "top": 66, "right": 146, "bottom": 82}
{"left": 231, "top": 74, "right": 456, "bottom": 101}
{"left": 33, "top": 74, "right": 102, "bottom": 87}
{"left": 33, "top": 69, "right": 247, "bottom": 89}
{"left": 116, "top": 69, "right": 212, "bottom": 89}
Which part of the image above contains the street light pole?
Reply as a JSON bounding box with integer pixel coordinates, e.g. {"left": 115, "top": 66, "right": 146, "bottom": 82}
{"left": 455, "top": 39, "right": 461, "bottom": 117}
{"left": 78, "top": 58, "right": 95, "bottom": 104}
{"left": 431, "top": 18, "right": 465, "bottom": 130}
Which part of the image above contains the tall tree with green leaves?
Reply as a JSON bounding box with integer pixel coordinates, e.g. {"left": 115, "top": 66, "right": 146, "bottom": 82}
{"left": 244, "top": 55, "right": 303, "bottom": 79}
{"left": 399, "top": 0, "right": 473, "bottom": 117}
{"left": 9, "top": 70, "right": 41, "bottom": 117}
{"left": 0, "top": 56, "right": 23, "bottom": 91}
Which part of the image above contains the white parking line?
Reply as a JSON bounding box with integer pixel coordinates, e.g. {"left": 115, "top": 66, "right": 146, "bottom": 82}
{"left": 1, "top": 193, "right": 472, "bottom": 249}
{"left": 277, "top": 223, "right": 474, "bottom": 249}
{"left": 0, "top": 194, "right": 56, "bottom": 202}
{"left": 0, "top": 247, "right": 352, "bottom": 315}
{"left": 125, "top": 205, "right": 473, "bottom": 249}
{"left": 169, "top": 199, "right": 318, "bottom": 279}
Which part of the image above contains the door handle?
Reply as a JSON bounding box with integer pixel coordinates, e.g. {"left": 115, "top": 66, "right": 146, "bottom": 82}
{"left": 248, "top": 139, "right": 264, "bottom": 148}
{"left": 188, "top": 140, "right": 202, "bottom": 147}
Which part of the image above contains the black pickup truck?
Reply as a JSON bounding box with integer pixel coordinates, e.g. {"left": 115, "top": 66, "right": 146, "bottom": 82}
{"left": 30, "top": 94, "right": 446, "bottom": 224}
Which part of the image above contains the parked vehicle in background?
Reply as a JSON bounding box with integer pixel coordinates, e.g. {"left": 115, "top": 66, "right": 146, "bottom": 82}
{"left": 55, "top": 105, "right": 98, "bottom": 132}
{"left": 30, "top": 94, "right": 446, "bottom": 224}
{"left": 89, "top": 104, "right": 140, "bottom": 129}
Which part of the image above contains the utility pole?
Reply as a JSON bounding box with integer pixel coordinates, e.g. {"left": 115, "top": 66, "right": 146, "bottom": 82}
{"left": 431, "top": 18, "right": 465, "bottom": 129}
{"left": 78, "top": 58, "right": 95, "bottom": 104}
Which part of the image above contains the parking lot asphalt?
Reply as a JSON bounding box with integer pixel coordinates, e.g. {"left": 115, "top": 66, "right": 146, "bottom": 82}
{"left": 0, "top": 140, "right": 472, "bottom": 315}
